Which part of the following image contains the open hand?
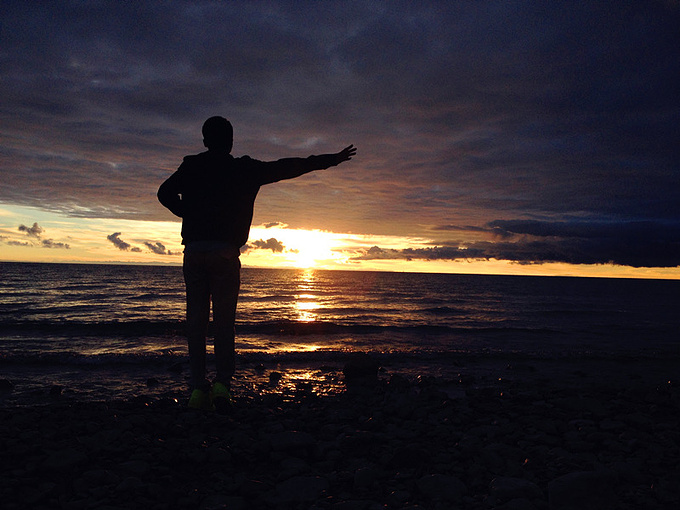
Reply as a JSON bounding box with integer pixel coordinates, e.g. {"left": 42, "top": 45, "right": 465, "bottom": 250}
{"left": 334, "top": 144, "right": 357, "bottom": 165}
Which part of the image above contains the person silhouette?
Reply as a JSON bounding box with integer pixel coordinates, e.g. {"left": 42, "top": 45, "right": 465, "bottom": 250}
{"left": 158, "top": 116, "right": 356, "bottom": 410}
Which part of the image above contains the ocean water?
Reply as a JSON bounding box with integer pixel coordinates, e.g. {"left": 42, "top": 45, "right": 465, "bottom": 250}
{"left": 1, "top": 262, "right": 678, "bottom": 403}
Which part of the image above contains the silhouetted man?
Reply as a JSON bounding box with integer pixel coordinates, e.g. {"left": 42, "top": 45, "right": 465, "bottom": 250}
{"left": 158, "top": 116, "right": 356, "bottom": 410}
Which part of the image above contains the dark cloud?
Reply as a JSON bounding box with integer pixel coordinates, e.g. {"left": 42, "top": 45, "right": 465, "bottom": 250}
{"left": 107, "top": 232, "right": 131, "bottom": 251}
{"left": 352, "top": 245, "right": 481, "bottom": 263}
{"left": 262, "top": 222, "right": 287, "bottom": 229}
{"left": 106, "top": 232, "right": 142, "bottom": 252}
{"left": 18, "top": 223, "right": 44, "bottom": 238}
{"left": 432, "top": 225, "right": 493, "bottom": 233}
{"left": 11, "top": 222, "right": 69, "bottom": 249}
{"left": 1, "top": 1, "right": 679, "bottom": 268}
{"left": 488, "top": 219, "right": 680, "bottom": 241}
{"left": 143, "top": 241, "right": 175, "bottom": 256}
{"left": 487, "top": 219, "right": 680, "bottom": 267}
{"left": 245, "top": 238, "right": 286, "bottom": 253}
{"left": 354, "top": 219, "right": 680, "bottom": 268}
{"left": 41, "top": 239, "right": 70, "bottom": 249}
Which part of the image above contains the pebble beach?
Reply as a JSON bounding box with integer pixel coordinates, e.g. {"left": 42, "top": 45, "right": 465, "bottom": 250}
{"left": 2, "top": 353, "right": 678, "bottom": 510}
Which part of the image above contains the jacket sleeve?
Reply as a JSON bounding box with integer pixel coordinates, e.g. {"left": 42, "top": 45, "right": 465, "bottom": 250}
{"left": 157, "top": 165, "right": 187, "bottom": 218}
{"left": 254, "top": 154, "right": 340, "bottom": 185}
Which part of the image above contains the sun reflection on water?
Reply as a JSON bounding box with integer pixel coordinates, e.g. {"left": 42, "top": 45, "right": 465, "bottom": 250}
{"left": 294, "top": 269, "right": 324, "bottom": 322}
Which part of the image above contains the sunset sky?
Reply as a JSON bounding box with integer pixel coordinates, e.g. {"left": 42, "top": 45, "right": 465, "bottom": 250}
{"left": 1, "top": 1, "right": 679, "bottom": 278}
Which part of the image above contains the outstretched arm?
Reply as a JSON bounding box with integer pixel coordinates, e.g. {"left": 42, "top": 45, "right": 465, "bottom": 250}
{"left": 258, "top": 144, "right": 357, "bottom": 184}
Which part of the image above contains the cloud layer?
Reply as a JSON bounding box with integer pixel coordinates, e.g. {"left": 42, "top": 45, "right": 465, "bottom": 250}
{"left": 1, "top": 1, "right": 679, "bottom": 268}
{"left": 355, "top": 219, "right": 680, "bottom": 268}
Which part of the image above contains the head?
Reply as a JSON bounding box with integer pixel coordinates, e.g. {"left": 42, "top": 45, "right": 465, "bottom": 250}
{"left": 202, "top": 116, "right": 233, "bottom": 152}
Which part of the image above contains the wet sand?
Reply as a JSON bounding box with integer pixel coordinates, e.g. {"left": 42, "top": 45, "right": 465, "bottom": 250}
{"left": 1, "top": 354, "right": 679, "bottom": 509}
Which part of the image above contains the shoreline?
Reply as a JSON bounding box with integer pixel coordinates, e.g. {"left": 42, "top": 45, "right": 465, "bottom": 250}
{"left": 1, "top": 349, "right": 677, "bottom": 405}
{"left": 2, "top": 355, "right": 678, "bottom": 509}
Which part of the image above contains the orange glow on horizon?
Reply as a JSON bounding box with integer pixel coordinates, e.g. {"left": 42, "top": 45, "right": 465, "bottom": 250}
{"left": 1, "top": 205, "right": 679, "bottom": 280}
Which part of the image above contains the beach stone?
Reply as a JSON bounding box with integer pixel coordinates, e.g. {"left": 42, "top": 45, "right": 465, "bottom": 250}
{"left": 24, "top": 481, "right": 58, "bottom": 506}
{"left": 119, "top": 460, "right": 151, "bottom": 476}
{"left": 341, "top": 431, "right": 376, "bottom": 454}
{"left": 624, "top": 412, "right": 653, "bottom": 430}
{"left": 43, "top": 449, "right": 88, "bottom": 470}
{"left": 548, "top": 470, "right": 617, "bottom": 510}
{"left": 269, "top": 371, "right": 282, "bottom": 386}
{"left": 598, "top": 419, "right": 625, "bottom": 432}
{"left": 146, "top": 377, "right": 160, "bottom": 387}
{"left": 206, "top": 445, "right": 232, "bottom": 463}
{"left": 343, "top": 353, "right": 379, "bottom": 386}
{"left": 387, "top": 373, "right": 411, "bottom": 391}
{"left": 330, "top": 500, "right": 373, "bottom": 510}
{"left": 238, "top": 479, "right": 272, "bottom": 498}
{"left": 554, "top": 396, "right": 607, "bottom": 417}
{"left": 116, "top": 476, "right": 145, "bottom": 493}
{"left": 279, "top": 457, "right": 311, "bottom": 478}
{"left": 270, "top": 430, "right": 316, "bottom": 452}
{"left": 652, "top": 477, "right": 680, "bottom": 503}
{"left": 416, "top": 474, "right": 467, "bottom": 502}
{"left": 389, "top": 445, "right": 430, "bottom": 469}
{"left": 276, "top": 475, "right": 329, "bottom": 502}
{"left": 608, "top": 460, "right": 647, "bottom": 484}
{"left": 353, "top": 466, "right": 378, "bottom": 489}
{"left": 200, "top": 495, "right": 246, "bottom": 510}
{"left": 496, "top": 498, "right": 538, "bottom": 510}
{"left": 480, "top": 443, "right": 523, "bottom": 472}
{"left": 167, "top": 362, "right": 183, "bottom": 373}
{"left": 489, "top": 476, "right": 543, "bottom": 503}
{"left": 387, "top": 490, "right": 412, "bottom": 507}
{"left": 82, "top": 468, "right": 121, "bottom": 485}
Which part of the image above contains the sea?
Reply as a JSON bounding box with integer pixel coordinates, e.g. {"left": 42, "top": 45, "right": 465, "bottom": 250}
{"left": 1, "top": 261, "right": 678, "bottom": 405}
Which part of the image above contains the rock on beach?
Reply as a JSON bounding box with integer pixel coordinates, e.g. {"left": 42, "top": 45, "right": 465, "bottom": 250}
{"left": 548, "top": 470, "right": 618, "bottom": 510}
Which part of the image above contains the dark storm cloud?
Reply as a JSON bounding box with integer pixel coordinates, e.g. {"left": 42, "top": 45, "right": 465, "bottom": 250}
{"left": 1, "top": 1, "right": 679, "bottom": 267}
{"left": 106, "top": 232, "right": 142, "bottom": 252}
{"left": 487, "top": 219, "right": 680, "bottom": 267}
{"left": 488, "top": 219, "right": 680, "bottom": 242}
{"left": 355, "top": 219, "right": 680, "bottom": 267}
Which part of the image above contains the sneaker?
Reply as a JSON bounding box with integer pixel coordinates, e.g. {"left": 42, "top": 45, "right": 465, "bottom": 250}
{"left": 211, "top": 381, "right": 234, "bottom": 413}
{"left": 188, "top": 388, "right": 215, "bottom": 411}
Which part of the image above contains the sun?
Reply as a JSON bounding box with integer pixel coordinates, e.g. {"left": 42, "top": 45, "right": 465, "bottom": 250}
{"left": 285, "top": 230, "right": 339, "bottom": 268}
{"left": 245, "top": 226, "right": 349, "bottom": 269}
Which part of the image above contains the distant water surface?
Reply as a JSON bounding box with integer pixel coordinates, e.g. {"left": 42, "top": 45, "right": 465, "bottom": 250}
{"left": 1, "top": 262, "right": 678, "bottom": 403}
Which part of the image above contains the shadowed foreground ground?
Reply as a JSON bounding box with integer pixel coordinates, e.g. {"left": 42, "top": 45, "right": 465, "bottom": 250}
{"left": 1, "top": 356, "right": 679, "bottom": 509}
